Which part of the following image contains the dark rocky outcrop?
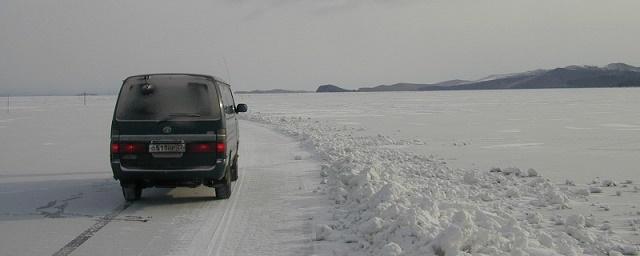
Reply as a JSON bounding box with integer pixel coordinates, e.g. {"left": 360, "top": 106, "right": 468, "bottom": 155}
{"left": 316, "top": 84, "right": 352, "bottom": 93}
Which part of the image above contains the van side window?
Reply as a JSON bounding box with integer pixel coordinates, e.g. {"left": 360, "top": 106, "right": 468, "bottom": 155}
{"left": 220, "top": 84, "right": 235, "bottom": 115}
{"left": 226, "top": 86, "right": 236, "bottom": 106}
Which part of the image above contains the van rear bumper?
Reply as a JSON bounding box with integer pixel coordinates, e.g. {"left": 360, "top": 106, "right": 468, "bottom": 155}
{"left": 110, "top": 160, "right": 227, "bottom": 186}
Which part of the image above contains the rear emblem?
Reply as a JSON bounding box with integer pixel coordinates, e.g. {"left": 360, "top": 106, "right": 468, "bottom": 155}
{"left": 162, "top": 126, "right": 173, "bottom": 134}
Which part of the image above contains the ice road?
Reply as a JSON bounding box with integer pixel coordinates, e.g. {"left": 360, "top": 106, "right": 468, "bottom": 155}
{"left": 0, "top": 97, "right": 329, "bottom": 256}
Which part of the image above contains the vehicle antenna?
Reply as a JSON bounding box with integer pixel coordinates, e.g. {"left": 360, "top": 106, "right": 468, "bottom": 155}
{"left": 223, "top": 57, "right": 232, "bottom": 84}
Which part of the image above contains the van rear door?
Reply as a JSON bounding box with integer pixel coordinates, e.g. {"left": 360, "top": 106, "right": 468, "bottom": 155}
{"left": 111, "top": 74, "right": 223, "bottom": 170}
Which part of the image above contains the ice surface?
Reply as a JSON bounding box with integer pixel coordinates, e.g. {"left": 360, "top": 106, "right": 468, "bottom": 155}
{"left": 2, "top": 91, "right": 639, "bottom": 256}
{"left": 237, "top": 88, "right": 640, "bottom": 184}
{"left": 0, "top": 96, "right": 332, "bottom": 256}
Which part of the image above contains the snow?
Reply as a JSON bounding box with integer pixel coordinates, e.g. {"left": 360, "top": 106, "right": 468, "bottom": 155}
{"left": 237, "top": 89, "right": 640, "bottom": 256}
{"left": 381, "top": 242, "right": 403, "bottom": 256}
{"left": 241, "top": 112, "right": 639, "bottom": 255}
{"left": 1, "top": 92, "right": 639, "bottom": 256}
{"left": 0, "top": 96, "right": 331, "bottom": 256}
{"left": 237, "top": 89, "right": 640, "bottom": 184}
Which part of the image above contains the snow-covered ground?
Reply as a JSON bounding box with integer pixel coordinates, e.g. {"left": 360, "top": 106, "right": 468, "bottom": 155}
{"left": 1, "top": 91, "right": 639, "bottom": 256}
{"left": 236, "top": 89, "right": 640, "bottom": 256}
{"left": 237, "top": 88, "right": 640, "bottom": 184}
{"left": 0, "top": 96, "right": 330, "bottom": 256}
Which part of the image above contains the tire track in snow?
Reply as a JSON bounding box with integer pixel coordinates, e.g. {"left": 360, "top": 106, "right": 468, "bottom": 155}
{"left": 43, "top": 121, "right": 325, "bottom": 256}
{"left": 181, "top": 172, "right": 245, "bottom": 256}
{"left": 177, "top": 121, "right": 320, "bottom": 256}
{"left": 51, "top": 202, "right": 131, "bottom": 256}
{"left": 207, "top": 170, "right": 246, "bottom": 256}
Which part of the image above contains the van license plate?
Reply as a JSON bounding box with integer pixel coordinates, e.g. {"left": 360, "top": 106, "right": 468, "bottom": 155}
{"left": 149, "top": 144, "right": 185, "bottom": 153}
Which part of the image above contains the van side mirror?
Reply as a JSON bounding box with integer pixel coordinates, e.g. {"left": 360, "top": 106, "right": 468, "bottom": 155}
{"left": 236, "top": 104, "right": 248, "bottom": 113}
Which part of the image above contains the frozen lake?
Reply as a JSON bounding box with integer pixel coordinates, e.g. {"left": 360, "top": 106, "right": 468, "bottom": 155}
{"left": 2, "top": 88, "right": 637, "bottom": 184}
{"left": 237, "top": 88, "right": 640, "bottom": 184}
{"left": 1, "top": 90, "right": 638, "bottom": 255}
{"left": 0, "top": 96, "right": 330, "bottom": 256}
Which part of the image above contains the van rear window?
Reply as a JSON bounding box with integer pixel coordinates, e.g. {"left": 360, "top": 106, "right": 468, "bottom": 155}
{"left": 115, "top": 75, "right": 221, "bottom": 121}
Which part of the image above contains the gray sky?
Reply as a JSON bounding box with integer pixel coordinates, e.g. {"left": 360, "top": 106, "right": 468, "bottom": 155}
{"left": 1, "top": 0, "right": 639, "bottom": 95}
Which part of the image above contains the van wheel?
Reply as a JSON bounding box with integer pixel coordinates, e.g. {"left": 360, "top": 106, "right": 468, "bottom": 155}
{"left": 122, "top": 183, "right": 142, "bottom": 201}
{"left": 215, "top": 169, "right": 232, "bottom": 199}
{"left": 231, "top": 156, "right": 239, "bottom": 181}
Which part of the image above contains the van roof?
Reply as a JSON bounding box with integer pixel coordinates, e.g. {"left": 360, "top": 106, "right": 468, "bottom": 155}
{"left": 123, "top": 73, "right": 229, "bottom": 85}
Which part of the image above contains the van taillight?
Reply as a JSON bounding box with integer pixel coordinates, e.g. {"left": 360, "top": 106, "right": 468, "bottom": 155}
{"left": 124, "top": 144, "right": 146, "bottom": 153}
{"left": 189, "top": 143, "right": 214, "bottom": 153}
{"left": 216, "top": 142, "right": 225, "bottom": 153}
{"left": 111, "top": 143, "right": 120, "bottom": 153}
{"left": 111, "top": 143, "right": 145, "bottom": 154}
{"left": 188, "top": 143, "right": 225, "bottom": 153}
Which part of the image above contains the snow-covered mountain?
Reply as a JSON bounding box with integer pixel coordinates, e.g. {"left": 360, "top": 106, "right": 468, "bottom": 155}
{"left": 425, "top": 63, "right": 640, "bottom": 91}
{"left": 320, "top": 63, "right": 640, "bottom": 92}
{"left": 475, "top": 69, "right": 548, "bottom": 82}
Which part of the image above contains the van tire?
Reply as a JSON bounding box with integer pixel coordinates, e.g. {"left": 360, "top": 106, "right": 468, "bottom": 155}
{"left": 122, "top": 184, "right": 142, "bottom": 201}
{"left": 215, "top": 170, "right": 232, "bottom": 199}
{"left": 231, "top": 156, "right": 239, "bottom": 181}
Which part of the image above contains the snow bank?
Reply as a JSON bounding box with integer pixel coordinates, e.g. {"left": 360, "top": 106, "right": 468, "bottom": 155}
{"left": 241, "top": 114, "right": 639, "bottom": 256}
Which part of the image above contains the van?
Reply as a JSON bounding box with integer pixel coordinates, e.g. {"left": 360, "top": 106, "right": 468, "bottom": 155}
{"left": 110, "top": 74, "right": 247, "bottom": 201}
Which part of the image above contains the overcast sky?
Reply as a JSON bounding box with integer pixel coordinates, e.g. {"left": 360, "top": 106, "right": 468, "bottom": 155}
{"left": 1, "top": 0, "right": 639, "bottom": 95}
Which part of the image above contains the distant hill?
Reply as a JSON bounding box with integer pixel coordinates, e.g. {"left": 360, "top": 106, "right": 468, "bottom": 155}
{"left": 315, "top": 63, "right": 640, "bottom": 93}
{"left": 422, "top": 63, "right": 640, "bottom": 91}
{"left": 316, "top": 84, "right": 353, "bottom": 93}
{"left": 358, "top": 80, "right": 470, "bottom": 92}
{"left": 235, "top": 89, "right": 310, "bottom": 94}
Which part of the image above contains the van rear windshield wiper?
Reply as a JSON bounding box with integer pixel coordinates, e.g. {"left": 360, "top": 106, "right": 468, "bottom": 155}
{"left": 159, "top": 113, "right": 201, "bottom": 122}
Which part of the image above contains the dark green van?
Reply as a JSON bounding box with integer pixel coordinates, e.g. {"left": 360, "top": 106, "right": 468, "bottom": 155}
{"left": 110, "top": 74, "right": 247, "bottom": 201}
